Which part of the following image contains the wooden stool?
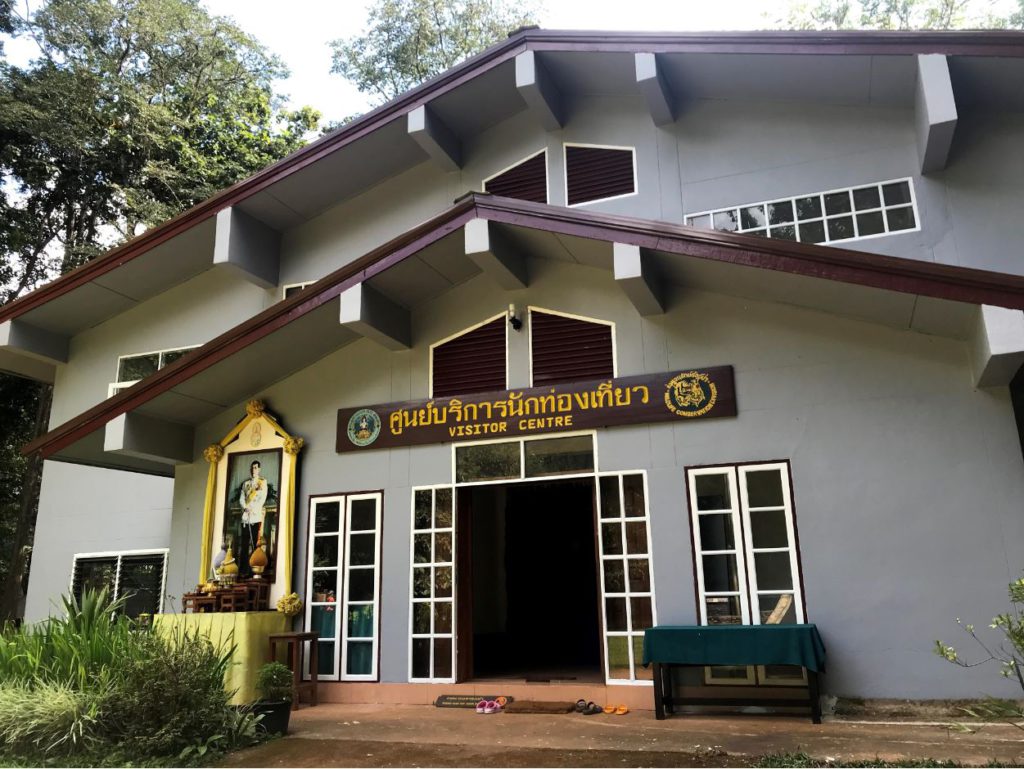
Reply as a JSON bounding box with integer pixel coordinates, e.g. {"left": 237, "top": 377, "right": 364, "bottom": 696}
{"left": 268, "top": 631, "right": 319, "bottom": 710}
{"left": 240, "top": 579, "right": 271, "bottom": 611}
{"left": 216, "top": 586, "right": 249, "bottom": 612}
{"left": 182, "top": 592, "right": 216, "bottom": 613}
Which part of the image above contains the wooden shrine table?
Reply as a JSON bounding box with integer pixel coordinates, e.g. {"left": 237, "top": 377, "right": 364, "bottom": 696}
{"left": 642, "top": 624, "right": 826, "bottom": 723}
{"left": 269, "top": 631, "right": 319, "bottom": 710}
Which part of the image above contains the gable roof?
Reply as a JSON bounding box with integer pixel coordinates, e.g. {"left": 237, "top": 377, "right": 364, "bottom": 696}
{"left": 2, "top": 27, "right": 1023, "bottom": 330}
{"left": 24, "top": 192, "right": 1024, "bottom": 465}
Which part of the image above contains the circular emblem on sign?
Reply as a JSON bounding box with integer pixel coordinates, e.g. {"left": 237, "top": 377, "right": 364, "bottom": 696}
{"left": 347, "top": 408, "right": 382, "bottom": 447}
{"left": 664, "top": 371, "right": 718, "bottom": 418}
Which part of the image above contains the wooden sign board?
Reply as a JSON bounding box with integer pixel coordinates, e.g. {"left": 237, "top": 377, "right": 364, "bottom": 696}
{"left": 336, "top": 367, "right": 735, "bottom": 453}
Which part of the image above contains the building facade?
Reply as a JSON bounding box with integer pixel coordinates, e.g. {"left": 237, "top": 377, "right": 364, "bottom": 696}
{"left": 6, "top": 29, "right": 1024, "bottom": 705}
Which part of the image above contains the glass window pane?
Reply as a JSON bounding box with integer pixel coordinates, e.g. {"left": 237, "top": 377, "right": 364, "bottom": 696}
{"left": 434, "top": 567, "right": 452, "bottom": 598}
{"left": 625, "top": 522, "right": 648, "bottom": 554}
{"left": 524, "top": 435, "right": 594, "bottom": 477}
{"left": 769, "top": 225, "right": 796, "bottom": 241}
{"left": 698, "top": 514, "right": 734, "bottom": 551}
{"left": 599, "top": 476, "right": 621, "bottom": 518}
{"left": 856, "top": 211, "right": 885, "bottom": 236}
{"left": 435, "top": 488, "right": 453, "bottom": 528}
{"left": 798, "top": 220, "right": 826, "bottom": 244}
{"left": 118, "top": 557, "right": 163, "bottom": 618}
{"left": 350, "top": 499, "right": 376, "bottom": 531}
{"left": 632, "top": 635, "right": 653, "bottom": 680}
{"left": 630, "top": 596, "right": 653, "bottom": 630}
{"left": 601, "top": 523, "right": 623, "bottom": 555}
{"left": 346, "top": 641, "right": 373, "bottom": 676}
{"left": 882, "top": 181, "right": 912, "bottom": 206}
{"left": 628, "top": 559, "right": 651, "bottom": 593}
{"left": 314, "top": 502, "right": 340, "bottom": 533}
{"left": 413, "top": 602, "right": 431, "bottom": 634}
{"left": 758, "top": 593, "right": 797, "bottom": 625}
{"left": 434, "top": 601, "right": 452, "bottom": 634}
{"left": 705, "top": 596, "right": 743, "bottom": 625}
{"left": 687, "top": 214, "right": 711, "bottom": 229}
{"left": 702, "top": 554, "right": 739, "bottom": 592}
{"left": 311, "top": 605, "right": 337, "bottom": 640}
{"left": 750, "top": 509, "right": 789, "bottom": 549}
{"left": 159, "top": 348, "right": 190, "bottom": 368}
{"left": 744, "top": 229, "right": 766, "bottom": 238}
{"left": 414, "top": 491, "right": 432, "bottom": 530}
{"left": 414, "top": 534, "right": 431, "bottom": 564}
{"left": 694, "top": 473, "right": 731, "bottom": 511}
{"left": 740, "top": 205, "right": 766, "bottom": 229}
{"left": 824, "top": 191, "right": 851, "bottom": 215}
{"left": 412, "top": 567, "right": 431, "bottom": 598}
{"left": 607, "top": 636, "right": 630, "bottom": 680}
{"left": 317, "top": 641, "right": 335, "bottom": 675}
{"left": 434, "top": 532, "right": 452, "bottom": 564}
{"left": 455, "top": 442, "right": 520, "bottom": 483}
{"left": 605, "top": 597, "right": 628, "bottom": 631}
{"left": 117, "top": 353, "right": 159, "bottom": 383}
{"left": 852, "top": 186, "right": 881, "bottom": 210}
{"left": 708, "top": 665, "right": 751, "bottom": 680}
{"left": 767, "top": 200, "right": 794, "bottom": 225}
{"left": 745, "top": 470, "right": 784, "bottom": 507}
{"left": 795, "top": 196, "right": 822, "bottom": 220}
{"left": 886, "top": 206, "right": 916, "bottom": 231}
{"left": 313, "top": 537, "right": 338, "bottom": 568}
{"left": 347, "top": 605, "right": 374, "bottom": 638}
{"left": 312, "top": 570, "right": 337, "bottom": 598}
{"left": 712, "top": 210, "right": 739, "bottom": 231}
{"left": 349, "top": 533, "right": 375, "bottom": 566}
{"left": 827, "top": 215, "right": 854, "bottom": 241}
{"left": 763, "top": 664, "right": 804, "bottom": 682}
{"left": 754, "top": 553, "right": 794, "bottom": 591}
{"left": 412, "top": 638, "right": 431, "bottom": 678}
{"left": 603, "top": 559, "right": 625, "bottom": 593}
{"left": 623, "top": 475, "right": 645, "bottom": 518}
{"left": 348, "top": 569, "right": 374, "bottom": 602}
{"left": 433, "top": 638, "right": 452, "bottom": 678}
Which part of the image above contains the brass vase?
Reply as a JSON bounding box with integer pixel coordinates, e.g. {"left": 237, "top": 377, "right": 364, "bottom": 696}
{"left": 249, "top": 535, "right": 268, "bottom": 579}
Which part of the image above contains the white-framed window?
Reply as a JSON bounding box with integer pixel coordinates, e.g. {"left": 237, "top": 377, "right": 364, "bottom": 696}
{"left": 452, "top": 432, "right": 597, "bottom": 487}
{"left": 429, "top": 312, "right": 509, "bottom": 398}
{"left": 563, "top": 143, "right": 638, "bottom": 207}
{"left": 685, "top": 178, "right": 920, "bottom": 246}
{"left": 110, "top": 346, "right": 199, "bottom": 396}
{"left": 305, "top": 492, "right": 383, "bottom": 681}
{"left": 282, "top": 281, "right": 315, "bottom": 301}
{"left": 596, "top": 471, "right": 657, "bottom": 684}
{"left": 528, "top": 307, "right": 616, "bottom": 387}
{"left": 482, "top": 148, "right": 548, "bottom": 204}
{"left": 70, "top": 549, "right": 168, "bottom": 618}
{"left": 408, "top": 486, "right": 455, "bottom": 683}
{"left": 686, "top": 462, "right": 806, "bottom": 686}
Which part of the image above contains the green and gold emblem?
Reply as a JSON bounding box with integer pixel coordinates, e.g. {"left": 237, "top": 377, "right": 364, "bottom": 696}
{"left": 664, "top": 371, "right": 717, "bottom": 418}
{"left": 347, "top": 408, "right": 381, "bottom": 447}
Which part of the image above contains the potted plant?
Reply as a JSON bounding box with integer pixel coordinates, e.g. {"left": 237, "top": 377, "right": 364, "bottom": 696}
{"left": 253, "top": 661, "right": 293, "bottom": 736}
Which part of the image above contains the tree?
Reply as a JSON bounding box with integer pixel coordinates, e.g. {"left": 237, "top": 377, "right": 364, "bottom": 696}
{"left": 330, "top": 0, "right": 540, "bottom": 106}
{"left": 0, "top": 0, "right": 320, "bottom": 622}
{"left": 779, "top": 0, "right": 1024, "bottom": 29}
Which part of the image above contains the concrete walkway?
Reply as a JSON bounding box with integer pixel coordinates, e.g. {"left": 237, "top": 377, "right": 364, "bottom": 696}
{"left": 220, "top": 703, "right": 1024, "bottom": 767}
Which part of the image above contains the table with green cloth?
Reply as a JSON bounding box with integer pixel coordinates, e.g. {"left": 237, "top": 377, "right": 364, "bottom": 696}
{"left": 642, "top": 624, "right": 826, "bottom": 722}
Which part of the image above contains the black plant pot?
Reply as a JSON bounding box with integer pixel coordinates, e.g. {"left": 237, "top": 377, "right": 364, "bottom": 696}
{"left": 253, "top": 700, "right": 292, "bottom": 736}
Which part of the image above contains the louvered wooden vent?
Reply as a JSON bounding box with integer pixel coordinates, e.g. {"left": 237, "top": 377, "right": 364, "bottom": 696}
{"left": 432, "top": 317, "right": 506, "bottom": 397}
{"left": 565, "top": 146, "right": 636, "bottom": 206}
{"left": 483, "top": 151, "right": 547, "bottom": 203}
{"left": 531, "top": 310, "right": 614, "bottom": 386}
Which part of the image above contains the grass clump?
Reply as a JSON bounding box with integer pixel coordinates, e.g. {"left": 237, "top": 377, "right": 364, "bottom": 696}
{"left": 756, "top": 753, "right": 1003, "bottom": 768}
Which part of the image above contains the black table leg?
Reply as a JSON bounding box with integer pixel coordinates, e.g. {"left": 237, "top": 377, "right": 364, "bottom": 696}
{"left": 653, "top": 663, "right": 666, "bottom": 720}
{"left": 663, "top": 664, "right": 675, "bottom": 715}
{"left": 808, "top": 669, "right": 821, "bottom": 724}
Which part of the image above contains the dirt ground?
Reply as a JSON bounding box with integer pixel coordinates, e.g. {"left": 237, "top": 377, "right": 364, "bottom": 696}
{"left": 217, "top": 703, "right": 1024, "bottom": 768}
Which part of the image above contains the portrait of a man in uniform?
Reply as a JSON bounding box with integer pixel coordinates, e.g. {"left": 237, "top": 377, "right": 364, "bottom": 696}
{"left": 223, "top": 449, "right": 281, "bottom": 578}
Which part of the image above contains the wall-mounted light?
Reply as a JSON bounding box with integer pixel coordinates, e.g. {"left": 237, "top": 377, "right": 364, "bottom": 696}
{"left": 508, "top": 303, "right": 522, "bottom": 331}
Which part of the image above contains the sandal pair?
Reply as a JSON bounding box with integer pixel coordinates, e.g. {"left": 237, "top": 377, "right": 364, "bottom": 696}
{"left": 575, "top": 699, "right": 602, "bottom": 715}
{"left": 602, "top": 704, "right": 630, "bottom": 715}
{"left": 476, "top": 699, "right": 501, "bottom": 714}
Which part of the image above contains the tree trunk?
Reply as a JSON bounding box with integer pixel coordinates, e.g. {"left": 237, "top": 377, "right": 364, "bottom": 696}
{"left": 0, "top": 382, "right": 52, "bottom": 624}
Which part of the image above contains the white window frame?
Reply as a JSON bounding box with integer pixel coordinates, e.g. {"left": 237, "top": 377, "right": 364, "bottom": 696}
{"left": 428, "top": 312, "right": 509, "bottom": 398}
{"left": 527, "top": 306, "right": 617, "bottom": 387}
{"left": 282, "top": 281, "right": 316, "bottom": 301}
{"left": 69, "top": 548, "right": 168, "bottom": 614}
{"left": 110, "top": 345, "right": 200, "bottom": 395}
{"left": 563, "top": 143, "right": 639, "bottom": 208}
{"left": 482, "top": 148, "right": 549, "bottom": 203}
{"left": 684, "top": 177, "right": 921, "bottom": 246}
{"left": 339, "top": 493, "right": 383, "bottom": 681}
{"left": 305, "top": 494, "right": 345, "bottom": 680}
{"left": 450, "top": 431, "right": 598, "bottom": 488}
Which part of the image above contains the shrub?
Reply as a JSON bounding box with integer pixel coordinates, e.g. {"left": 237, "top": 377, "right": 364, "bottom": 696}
{"left": 255, "top": 662, "right": 293, "bottom": 702}
{"left": 0, "top": 681, "right": 104, "bottom": 756}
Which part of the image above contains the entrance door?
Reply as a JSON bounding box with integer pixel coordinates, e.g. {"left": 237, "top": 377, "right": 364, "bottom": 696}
{"left": 457, "top": 478, "right": 602, "bottom": 682}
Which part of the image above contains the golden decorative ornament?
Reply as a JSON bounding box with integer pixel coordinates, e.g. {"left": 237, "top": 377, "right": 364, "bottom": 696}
{"left": 283, "top": 436, "right": 305, "bottom": 455}
{"left": 220, "top": 545, "right": 239, "bottom": 586}
{"left": 245, "top": 400, "right": 265, "bottom": 418}
{"left": 276, "top": 592, "right": 303, "bottom": 617}
{"left": 203, "top": 444, "right": 224, "bottom": 464}
{"left": 249, "top": 535, "right": 268, "bottom": 578}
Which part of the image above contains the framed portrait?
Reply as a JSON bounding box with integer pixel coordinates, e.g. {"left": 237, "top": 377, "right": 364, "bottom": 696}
{"left": 222, "top": 448, "right": 282, "bottom": 580}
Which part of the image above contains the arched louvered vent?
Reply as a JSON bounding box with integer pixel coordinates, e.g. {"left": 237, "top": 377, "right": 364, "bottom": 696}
{"left": 483, "top": 151, "right": 547, "bottom": 204}
{"left": 431, "top": 316, "right": 507, "bottom": 397}
{"left": 565, "top": 145, "right": 636, "bottom": 206}
{"left": 531, "top": 310, "right": 614, "bottom": 386}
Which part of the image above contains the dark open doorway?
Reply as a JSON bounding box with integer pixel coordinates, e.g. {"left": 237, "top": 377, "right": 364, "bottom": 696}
{"left": 458, "top": 478, "right": 602, "bottom": 682}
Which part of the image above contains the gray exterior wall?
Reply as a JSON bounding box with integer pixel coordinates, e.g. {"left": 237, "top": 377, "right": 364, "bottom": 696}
{"left": 157, "top": 257, "right": 1024, "bottom": 698}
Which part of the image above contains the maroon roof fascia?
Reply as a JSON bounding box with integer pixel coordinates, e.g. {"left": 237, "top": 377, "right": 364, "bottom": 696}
{"left": 23, "top": 193, "right": 1024, "bottom": 460}
{"left": 3, "top": 29, "right": 1023, "bottom": 325}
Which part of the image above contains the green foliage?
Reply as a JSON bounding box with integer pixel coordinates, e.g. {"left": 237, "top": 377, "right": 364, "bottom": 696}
{"left": 778, "top": 0, "right": 1023, "bottom": 29}
{"left": 255, "top": 661, "right": 293, "bottom": 702}
{"left": 0, "top": 682, "right": 104, "bottom": 757}
{"left": 330, "top": 0, "right": 539, "bottom": 105}
{"left": 757, "top": 753, "right": 967, "bottom": 767}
